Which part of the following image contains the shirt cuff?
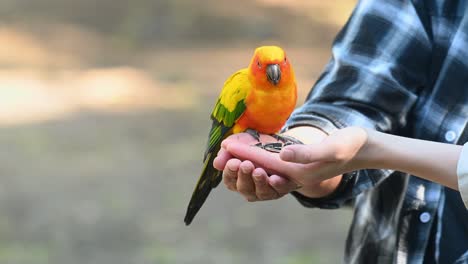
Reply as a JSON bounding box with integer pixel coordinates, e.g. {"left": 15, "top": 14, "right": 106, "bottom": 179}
{"left": 457, "top": 142, "right": 468, "bottom": 209}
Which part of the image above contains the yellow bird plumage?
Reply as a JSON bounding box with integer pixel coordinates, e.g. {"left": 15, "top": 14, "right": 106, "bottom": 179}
{"left": 184, "top": 46, "right": 297, "bottom": 225}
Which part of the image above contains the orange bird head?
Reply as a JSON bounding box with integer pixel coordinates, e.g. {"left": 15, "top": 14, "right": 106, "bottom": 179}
{"left": 248, "top": 46, "right": 295, "bottom": 89}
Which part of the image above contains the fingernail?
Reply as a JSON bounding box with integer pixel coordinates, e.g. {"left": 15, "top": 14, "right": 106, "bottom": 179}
{"left": 221, "top": 141, "right": 228, "bottom": 148}
{"left": 281, "top": 148, "right": 295, "bottom": 161}
{"left": 227, "top": 163, "right": 237, "bottom": 172}
{"left": 252, "top": 172, "right": 261, "bottom": 181}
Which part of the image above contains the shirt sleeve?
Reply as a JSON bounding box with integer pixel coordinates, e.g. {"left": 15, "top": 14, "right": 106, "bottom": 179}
{"left": 283, "top": 0, "right": 432, "bottom": 208}
{"left": 457, "top": 142, "right": 468, "bottom": 209}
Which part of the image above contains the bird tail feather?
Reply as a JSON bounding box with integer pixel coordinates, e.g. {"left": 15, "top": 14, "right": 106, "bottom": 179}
{"left": 184, "top": 152, "right": 221, "bottom": 225}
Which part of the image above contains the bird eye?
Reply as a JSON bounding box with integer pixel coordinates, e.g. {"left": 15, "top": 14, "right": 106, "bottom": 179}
{"left": 284, "top": 57, "right": 287, "bottom": 63}
{"left": 257, "top": 60, "right": 261, "bottom": 68}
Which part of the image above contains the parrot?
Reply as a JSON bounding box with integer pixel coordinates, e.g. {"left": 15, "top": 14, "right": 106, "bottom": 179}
{"left": 184, "top": 46, "right": 297, "bottom": 225}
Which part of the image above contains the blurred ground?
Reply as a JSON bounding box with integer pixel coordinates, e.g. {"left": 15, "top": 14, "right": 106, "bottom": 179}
{"left": 0, "top": 1, "right": 355, "bottom": 263}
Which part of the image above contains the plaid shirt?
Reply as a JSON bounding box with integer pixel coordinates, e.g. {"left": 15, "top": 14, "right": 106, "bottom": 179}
{"left": 284, "top": 1, "right": 468, "bottom": 263}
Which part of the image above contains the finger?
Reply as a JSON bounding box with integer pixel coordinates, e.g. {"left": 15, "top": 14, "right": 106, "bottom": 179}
{"left": 252, "top": 168, "right": 279, "bottom": 200}
{"left": 225, "top": 140, "right": 315, "bottom": 185}
{"left": 280, "top": 143, "right": 335, "bottom": 164}
{"left": 223, "top": 159, "right": 241, "bottom": 191}
{"left": 237, "top": 160, "right": 257, "bottom": 202}
{"left": 268, "top": 175, "right": 301, "bottom": 196}
{"left": 226, "top": 142, "right": 294, "bottom": 176}
{"left": 213, "top": 148, "right": 232, "bottom": 171}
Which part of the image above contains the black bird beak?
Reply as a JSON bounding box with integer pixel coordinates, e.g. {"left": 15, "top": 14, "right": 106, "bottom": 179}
{"left": 266, "top": 64, "right": 281, "bottom": 86}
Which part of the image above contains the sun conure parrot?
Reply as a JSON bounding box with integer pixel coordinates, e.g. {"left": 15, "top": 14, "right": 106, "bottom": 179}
{"left": 184, "top": 46, "right": 297, "bottom": 225}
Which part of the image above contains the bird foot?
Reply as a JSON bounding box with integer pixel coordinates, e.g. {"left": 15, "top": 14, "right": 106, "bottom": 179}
{"left": 246, "top": 130, "right": 303, "bottom": 153}
{"left": 271, "top": 134, "right": 304, "bottom": 145}
{"left": 252, "top": 135, "right": 303, "bottom": 153}
{"left": 245, "top": 128, "right": 261, "bottom": 142}
{"left": 252, "top": 142, "right": 285, "bottom": 153}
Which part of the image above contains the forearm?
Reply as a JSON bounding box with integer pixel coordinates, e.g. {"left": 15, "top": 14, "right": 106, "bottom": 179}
{"left": 359, "top": 129, "right": 462, "bottom": 190}
{"left": 283, "top": 126, "right": 342, "bottom": 198}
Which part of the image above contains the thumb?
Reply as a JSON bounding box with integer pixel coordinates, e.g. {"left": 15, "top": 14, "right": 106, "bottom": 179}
{"left": 279, "top": 143, "right": 334, "bottom": 164}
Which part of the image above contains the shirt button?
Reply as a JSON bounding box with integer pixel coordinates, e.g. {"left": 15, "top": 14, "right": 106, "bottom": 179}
{"left": 419, "top": 212, "right": 431, "bottom": 223}
{"left": 445, "top": 130, "right": 457, "bottom": 142}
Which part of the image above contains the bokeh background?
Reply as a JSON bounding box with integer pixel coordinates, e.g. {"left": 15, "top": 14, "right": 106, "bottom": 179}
{"left": 0, "top": 1, "right": 356, "bottom": 263}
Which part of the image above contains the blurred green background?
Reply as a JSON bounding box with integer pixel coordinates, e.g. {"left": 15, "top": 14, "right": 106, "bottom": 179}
{"left": 0, "top": 0, "right": 356, "bottom": 263}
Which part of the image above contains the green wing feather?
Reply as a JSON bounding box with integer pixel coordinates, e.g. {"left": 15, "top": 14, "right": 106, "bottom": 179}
{"left": 185, "top": 69, "right": 250, "bottom": 225}
{"left": 204, "top": 100, "right": 246, "bottom": 161}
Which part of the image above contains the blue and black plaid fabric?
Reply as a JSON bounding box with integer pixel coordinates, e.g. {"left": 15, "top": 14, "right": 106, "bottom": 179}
{"left": 284, "top": 1, "right": 468, "bottom": 263}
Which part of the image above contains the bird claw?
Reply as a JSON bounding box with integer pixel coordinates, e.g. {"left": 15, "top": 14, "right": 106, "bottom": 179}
{"left": 272, "top": 134, "right": 304, "bottom": 145}
{"left": 248, "top": 132, "right": 303, "bottom": 153}
{"left": 245, "top": 129, "right": 262, "bottom": 142}
{"left": 252, "top": 141, "right": 302, "bottom": 153}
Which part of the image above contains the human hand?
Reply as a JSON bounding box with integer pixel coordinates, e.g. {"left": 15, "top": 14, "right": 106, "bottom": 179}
{"left": 214, "top": 126, "right": 345, "bottom": 201}
{"left": 279, "top": 126, "right": 368, "bottom": 181}
{"left": 213, "top": 133, "right": 300, "bottom": 201}
{"left": 215, "top": 127, "right": 368, "bottom": 201}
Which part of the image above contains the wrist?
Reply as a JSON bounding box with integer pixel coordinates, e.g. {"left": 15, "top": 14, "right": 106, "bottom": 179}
{"left": 354, "top": 129, "right": 440, "bottom": 172}
{"left": 353, "top": 128, "right": 379, "bottom": 170}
